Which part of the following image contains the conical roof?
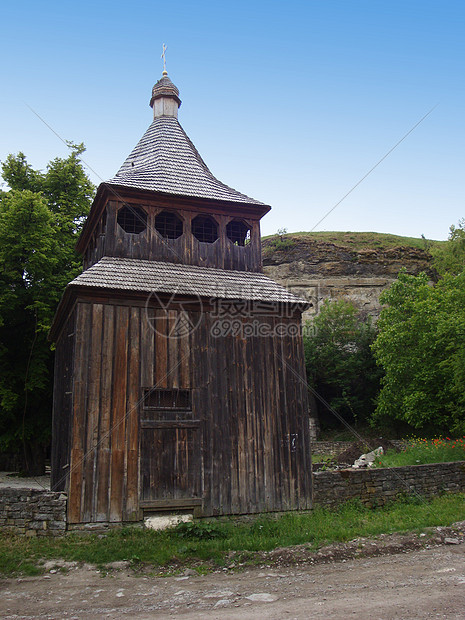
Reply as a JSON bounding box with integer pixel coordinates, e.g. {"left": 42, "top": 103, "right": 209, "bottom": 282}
{"left": 107, "top": 117, "right": 265, "bottom": 205}
{"left": 106, "top": 74, "right": 266, "bottom": 207}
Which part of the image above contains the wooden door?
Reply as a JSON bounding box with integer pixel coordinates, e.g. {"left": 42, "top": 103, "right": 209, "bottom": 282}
{"left": 140, "top": 389, "right": 202, "bottom": 510}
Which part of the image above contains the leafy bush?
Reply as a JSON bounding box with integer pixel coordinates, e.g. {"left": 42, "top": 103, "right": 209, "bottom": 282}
{"left": 432, "top": 218, "right": 465, "bottom": 276}
{"left": 372, "top": 270, "right": 465, "bottom": 436}
{"left": 173, "top": 521, "right": 226, "bottom": 540}
{"left": 271, "top": 237, "right": 295, "bottom": 251}
{"left": 304, "top": 299, "right": 382, "bottom": 429}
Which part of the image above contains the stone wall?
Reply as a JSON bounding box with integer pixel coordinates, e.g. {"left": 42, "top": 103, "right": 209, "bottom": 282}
{"left": 1, "top": 461, "right": 463, "bottom": 534}
{"left": 0, "top": 488, "right": 67, "bottom": 536}
{"left": 312, "top": 441, "right": 354, "bottom": 456}
{"left": 313, "top": 461, "right": 465, "bottom": 508}
{"left": 312, "top": 440, "right": 407, "bottom": 457}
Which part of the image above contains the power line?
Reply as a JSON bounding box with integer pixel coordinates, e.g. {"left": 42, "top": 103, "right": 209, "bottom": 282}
{"left": 310, "top": 105, "right": 439, "bottom": 232}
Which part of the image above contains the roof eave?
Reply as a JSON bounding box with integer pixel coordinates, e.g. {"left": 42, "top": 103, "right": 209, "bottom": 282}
{"left": 105, "top": 182, "right": 272, "bottom": 216}
{"left": 49, "top": 277, "right": 309, "bottom": 341}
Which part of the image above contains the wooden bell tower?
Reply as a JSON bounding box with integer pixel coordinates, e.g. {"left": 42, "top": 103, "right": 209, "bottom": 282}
{"left": 50, "top": 72, "right": 312, "bottom": 524}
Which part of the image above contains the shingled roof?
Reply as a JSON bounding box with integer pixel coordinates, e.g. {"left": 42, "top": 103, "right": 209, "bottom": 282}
{"left": 69, "top": 256, "right": 307, "bottom": 305}
{"left": 105, "top": 74, "right": 265, "bottom": 207}
{"left": 107, "top": 116, "right": 265, "bottom": 206}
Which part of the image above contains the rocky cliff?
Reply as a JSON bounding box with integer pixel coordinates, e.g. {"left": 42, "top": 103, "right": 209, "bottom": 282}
{"left": 262, "top": 233, "right": 437, "bottom": 321}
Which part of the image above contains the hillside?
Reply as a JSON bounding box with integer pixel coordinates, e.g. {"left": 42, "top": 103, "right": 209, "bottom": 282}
{"left": 261, "top": 231, "right": 441, "bottom": 319}
{"left": 263, "top": 230, "right": 445, "bottom": 252}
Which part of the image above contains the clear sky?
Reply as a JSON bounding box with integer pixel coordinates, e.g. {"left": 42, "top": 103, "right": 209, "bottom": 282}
{"left": 1, "top": 0, "right": 464, "bottom": 240}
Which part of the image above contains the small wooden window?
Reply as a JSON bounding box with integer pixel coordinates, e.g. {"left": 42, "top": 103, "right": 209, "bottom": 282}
{"left": 226, "top": 220, "right": 251, "bottom": 246}
{"left": 155, "top": 210, "right": 183, "bottom": 239}
{"left": 117, "top": 205, "right": 147, "bottom": 234}
{"left": 192, "top": 215, "right": 218, "bottom": 243}
{"left": 144, "top": 389, "right": 191, "bottom": 410}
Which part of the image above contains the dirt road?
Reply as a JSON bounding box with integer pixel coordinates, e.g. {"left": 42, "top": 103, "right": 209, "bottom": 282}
{"left": 2, "top": 543, "right": 465, "bottom": 619}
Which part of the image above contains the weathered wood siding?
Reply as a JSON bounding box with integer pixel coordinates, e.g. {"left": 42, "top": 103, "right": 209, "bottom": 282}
{"left": 84, "top": 202, "right": 262, "bottom": 273}
{"left": 51, "top": 310, "right": 76, "bottom": 492}
{"left": 65, "top": 298, "right": 312, "bottom": 523}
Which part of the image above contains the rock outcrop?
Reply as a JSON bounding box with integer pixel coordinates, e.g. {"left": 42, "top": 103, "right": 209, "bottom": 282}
{"left": 262, "top": 235, "right": 436, "bottom": 321}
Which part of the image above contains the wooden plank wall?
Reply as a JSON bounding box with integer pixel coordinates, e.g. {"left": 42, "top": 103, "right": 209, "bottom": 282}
{"left": 67, "top": 299, "right": 312, "bottom": 523}
{"left": 84, "top": 202, "right": 262, "bottom": 272}
{"left": 51, "top": 310, "right": 76, "bottom": 492}
{"left": 197, "top": 313, "right": 312, "bottom": 515}
{"left": 67, "top": 302, "right": 141, "bottom": 523}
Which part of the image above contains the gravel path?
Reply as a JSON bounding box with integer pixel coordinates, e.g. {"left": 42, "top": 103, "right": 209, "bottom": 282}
{"left": 2, "top": 542, "right": 465, "bottom": 618}
{"left": 0, "top": 471, "right": 50, "bottom": 490}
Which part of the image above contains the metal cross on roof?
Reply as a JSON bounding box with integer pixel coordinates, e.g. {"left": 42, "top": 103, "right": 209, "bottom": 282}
{"left": 161, "top": 43, "right": 167, "bottom": 74}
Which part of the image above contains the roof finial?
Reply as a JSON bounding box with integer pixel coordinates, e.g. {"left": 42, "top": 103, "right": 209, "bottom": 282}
{"left": 161, "top": 43, "right": 168, "bottom": 76}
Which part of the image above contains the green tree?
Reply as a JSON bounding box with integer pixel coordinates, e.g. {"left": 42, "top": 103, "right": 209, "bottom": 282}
{"left": 432, "top": 218, "right": 465, "bottom": 276}
{"left": 0, "top": 145, "right": 94, "bottom": 474}
{"left": 372, "top": 270, "right": 465, "bottom": 436}
{"left": 304, "top": 299, "right": 382, "bottom": 430}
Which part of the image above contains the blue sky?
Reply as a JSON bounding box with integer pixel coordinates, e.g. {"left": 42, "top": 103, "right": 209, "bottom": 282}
{"left": 1, "top": 0, "right": 464, "bottom": 239}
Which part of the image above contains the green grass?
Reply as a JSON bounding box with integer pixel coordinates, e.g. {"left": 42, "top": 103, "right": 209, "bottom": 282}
{"left": 311, "top": 454, "right": 334, "bottom": 464}
{"left": 262, "top": 231, "right": 446, "bottom": 252}
{"left": 377, "top": 437, "right": 465, "bottom": 467}
{"left": 1, "top": 493, "right": 464, "bottom": 577}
